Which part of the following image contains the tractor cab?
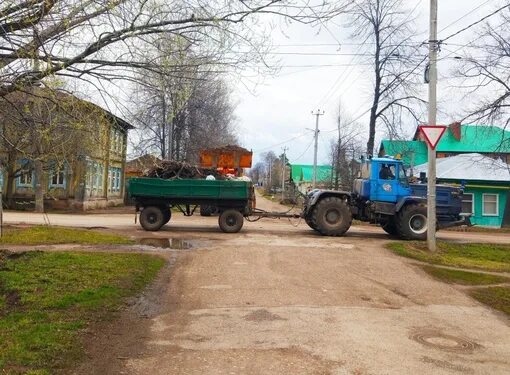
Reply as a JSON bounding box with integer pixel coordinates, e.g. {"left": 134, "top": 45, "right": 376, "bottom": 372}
{"left": 353, "top": 157, "right": 412, "bottom": 203}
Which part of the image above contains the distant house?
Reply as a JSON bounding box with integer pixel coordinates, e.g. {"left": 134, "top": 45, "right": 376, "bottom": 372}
{"left": 413, "top": 153, "right": 510, "bottom": 227}
{"left": 379, "top": 123, "right": 510, "bottom": 167}
{"left": 125, "top": 154, "right": 162, "bottom": 178}
{"left": 379, "top": 140, "right": 428, "bottom": 168}
{"left": 0, "top": 89, "right": 134, "bottom": 210}
{"left": 289, "top": 164, "right": 333, "bottom": 192}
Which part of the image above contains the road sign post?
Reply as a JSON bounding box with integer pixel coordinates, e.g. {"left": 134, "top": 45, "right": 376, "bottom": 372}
{"left": 427, "top": 0, "right": 439, "bottom": 252}
{"left": 419, "top": 125, "right": 446, "bottom": 252}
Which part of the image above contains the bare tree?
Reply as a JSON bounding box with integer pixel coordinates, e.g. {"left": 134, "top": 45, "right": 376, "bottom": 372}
{"left": 248, "top": 162, "right": 265, "bottom": 185}
{"left": 0, "top": 1, "right": 345, "bottom": 98}
{"left": 260, "top": 150, "right": 279, "bottom": 192}
{"left": 457, "top": 6, "right": 510, "bottom": 135}
{"left": 129, "top": 42, "right": 238, "bottom": 163}
{"left": 329, "top": 101, "right": 363, "bottom": 190}
{"left": 346, "top": 0, "right": 426, "bottom": 156}
{"left": 0, "top": 86, "right": 103, "bottom": 210}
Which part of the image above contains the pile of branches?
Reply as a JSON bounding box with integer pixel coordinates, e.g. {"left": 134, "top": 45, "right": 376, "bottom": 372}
{"left": 144, "top": 160, "right": 224, "bottom": 180}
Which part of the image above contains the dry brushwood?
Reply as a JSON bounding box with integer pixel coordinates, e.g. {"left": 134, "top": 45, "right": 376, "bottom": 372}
{"left": 144, "top": 160, "right": 224, "bottom": 180}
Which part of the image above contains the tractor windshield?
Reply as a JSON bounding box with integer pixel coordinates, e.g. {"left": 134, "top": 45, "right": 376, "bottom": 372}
{"left": 399, "top": 165, "right": 409, "bottom": 187}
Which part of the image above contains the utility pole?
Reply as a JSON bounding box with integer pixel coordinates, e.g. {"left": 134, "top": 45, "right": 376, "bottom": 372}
{"left": 311, "top": 109, "right": 324, "bottom": 188}
{"left": 281, "top": 146, "right": 288, "bottom": 199}
{"left": 427, "top": 0, "right": 438, "bottom": 251}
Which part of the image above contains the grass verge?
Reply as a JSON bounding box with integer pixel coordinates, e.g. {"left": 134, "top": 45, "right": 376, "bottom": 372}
{"left": 0, "top": 250, "right": 164, "bottom": 373}
{"left": 387, "top": 241, "right": 510, "bottom": 272}
{"left": 421, "top": 265, "right": 510, "bottom": 286}
{"left": 0, "top": 226, "right": 133, "bottom": 246}
{"left": 469, "top": 287, "right": 510, "bottom": 316}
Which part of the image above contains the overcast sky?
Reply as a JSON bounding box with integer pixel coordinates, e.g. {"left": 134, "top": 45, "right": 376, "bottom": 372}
{"left": 232, "top": 0, "right": 496, "bottom": 166}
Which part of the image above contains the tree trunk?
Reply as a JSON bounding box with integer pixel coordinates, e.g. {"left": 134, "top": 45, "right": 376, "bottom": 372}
{"left": 367, "top": 105, "right": 378, "bottom": 157}
{"left": 5, "top": 174, "right": 14, "bottom": 209}
{"left": 34, "top": 160, "right": 44, "bottom": 213}
{"left": 367, "top": 20, "right": 382, "bottom": 158}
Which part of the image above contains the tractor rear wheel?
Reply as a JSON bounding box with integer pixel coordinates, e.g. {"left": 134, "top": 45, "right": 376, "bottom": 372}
{"left": 218, "top": 209, "right": 244, "bottom": 233}
{"left": 381, "top": 218, "right": 398, "bottom": 236}
{"left": 305, "top": 216, "right": 318, "bottom": 231}
{"left": 311, "top": 197, "right": 352, "bottom": 236}
{"left": 140, "top": 206, "right": 165, "bottom": 231}
{"left": 396, "top": 204, "right": 428, "bottom": 240}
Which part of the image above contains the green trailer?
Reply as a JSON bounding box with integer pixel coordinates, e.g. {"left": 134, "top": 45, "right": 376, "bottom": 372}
{"left": 128, "top": 178, "right": 256, "bottom": 233}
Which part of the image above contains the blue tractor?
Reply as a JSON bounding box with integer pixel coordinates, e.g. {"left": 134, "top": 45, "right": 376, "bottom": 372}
{"left": 303, "top": 157, "right": 469, "bottom": 240}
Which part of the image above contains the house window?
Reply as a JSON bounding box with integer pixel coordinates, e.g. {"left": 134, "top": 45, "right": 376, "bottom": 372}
{"left": 17, "top": 169, "right": 33, "bottom": 187}
{"left": 110, "top": 129, "right": 116, "bottom": 152}
{"left": 116, "top": 169, "right": 122, "bottom": 191}
{"left": 108, "top": 168, "right": 112, "bottom": 192}
{"left": 461, "top": 193, "right": 474, "bottom": 214}
{"left": 110, "top": 128, "right": 123, "bottom": 153}
{"left": 117, "top": 131, "right": 122, "bottom": 153}
{"left": 49, "top": 166, "right": 66, "bottom": 188}
{"left": 97, "top": 164, "right": 103, "bottom": 190}
{"left": 88, "top": 162, "right": 103, "bottom": 190}
{"left": 482, "top": 194, "right": 499, "bottom": 216}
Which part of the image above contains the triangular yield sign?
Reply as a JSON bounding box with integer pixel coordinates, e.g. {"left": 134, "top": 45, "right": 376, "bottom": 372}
{"left": 419, "top": 125, "right": 447, "bottom": 150}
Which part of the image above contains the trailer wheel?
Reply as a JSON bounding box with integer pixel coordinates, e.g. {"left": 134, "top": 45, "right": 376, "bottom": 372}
{"left": 163, "top": 209, "right": 172, "bottom": 225}
{"left": 140, "top": 206, "right": 165, "bottom": 231}
{"left": 200, "top": 205, "right": 216, "bottom": 217}
{"left": 311, "top": 197, "right": 352, "bottom": 236}
{"left": 381, "top": 218, "right": 398, "bottom": 236}
{"left": 396, "top": 204, "right": 428, "bottom": 240}
{"left": 218, "top": 209, "right": 244, "bottom": 233}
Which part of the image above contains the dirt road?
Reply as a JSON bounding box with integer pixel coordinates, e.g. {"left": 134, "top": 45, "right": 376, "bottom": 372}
{"left": 5, "top": 200, "right": 510, "bottom": 374}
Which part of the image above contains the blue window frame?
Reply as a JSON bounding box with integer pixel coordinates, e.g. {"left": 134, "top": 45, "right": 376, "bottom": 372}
{"left": 17, "top": 167, "right": 34, "bottom": 188}
{"left": 49, "top": 164, "right": 66, "bottom": 188}
{"left": 108, "top": 167, "right": 122, "bottom": 193}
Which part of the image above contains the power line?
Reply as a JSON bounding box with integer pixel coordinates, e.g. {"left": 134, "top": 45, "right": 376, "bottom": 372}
{"left": 253, "top": 132, "right": 308, "bottom": 153}
{"left": 315, "top": 41, "right": 367, "bottom": 108}
{"left": 238, "top": 51, "right": 377, "bottom": 56}
{"left": 289, "top": 137, "right": 314, "bottom": 162}
{"left": 441, "top": 3, "right": 510, "bottom": 43}
{"left": 438, "top": 18, "right": 507, "bottom": 61}
{"left": 437, "top": 0, "right": 493, "bottom": 35}
{"left": 315, "top": 0, "right": 424, "bottom": 109}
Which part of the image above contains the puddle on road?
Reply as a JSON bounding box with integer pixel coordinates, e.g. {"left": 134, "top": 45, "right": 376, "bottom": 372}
{"left": 139, "top": 238, "right": 196, "bottom": 249}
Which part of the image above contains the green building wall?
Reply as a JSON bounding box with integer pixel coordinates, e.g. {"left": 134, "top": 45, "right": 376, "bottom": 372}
{"left": 463, "top": 187, "right": 508, "bottom": 227}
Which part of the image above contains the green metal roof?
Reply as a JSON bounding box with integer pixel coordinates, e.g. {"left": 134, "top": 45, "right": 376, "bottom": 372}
{"left": 379, "top": 140, "right": 428, "bottom": 167}
{"left": 434, "top": 125, "right": 510, "bottom": 153}
{"left": 290, "top": 164, "right": 333, "bottom": 183}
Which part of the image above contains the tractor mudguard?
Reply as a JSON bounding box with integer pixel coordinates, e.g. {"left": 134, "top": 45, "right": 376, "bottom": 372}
{"left": 395, "top": 196, "right": 426, "bottom": 213}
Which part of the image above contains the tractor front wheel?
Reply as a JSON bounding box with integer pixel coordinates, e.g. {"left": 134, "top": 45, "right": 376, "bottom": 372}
{"left": 396, "top": 204, "right": 428, "bottom": 240}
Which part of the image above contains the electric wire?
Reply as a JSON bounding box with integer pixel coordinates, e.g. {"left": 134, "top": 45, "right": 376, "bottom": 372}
{"left": 437, "top": 0, "right": 493, "bottom": 35}
{"left": 289, "top": 136, "right": 315, "bottom": 163}
{"left": 440, "top": 3, "right": 510, "bottom": 43}
{"left": 253, "top": 132, "right": 308, "bottom": 153}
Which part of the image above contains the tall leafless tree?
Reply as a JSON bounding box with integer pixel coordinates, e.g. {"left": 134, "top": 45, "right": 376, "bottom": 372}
{"left": 346, "top": 0, "right": 426, "bottom": 156}
{"left": 457, "top": 6, "right": 510, "bottom": 135}
{"left": 329, "top": 101, "right": 363, "bottom": 190}
{"left": 0, "top": 0, "right": 345, "bottom": 98}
